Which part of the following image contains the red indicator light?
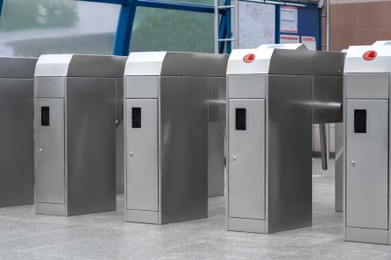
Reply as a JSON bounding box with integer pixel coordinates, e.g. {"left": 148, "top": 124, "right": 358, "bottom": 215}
{"left": 363, "top": 50, "right": 377, "bottom": 61}
{"left": 243, "top": 53, "right": 256, "bottom": 63}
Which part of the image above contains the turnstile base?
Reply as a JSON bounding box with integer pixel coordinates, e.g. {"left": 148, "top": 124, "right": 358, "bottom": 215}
{"left": 228, "top": 217, "right": 266, "bottom": 234}
{"left": 346, "top": 227, "right": 389, "bottom": 245}
{"left": 126, "top": 209, "right": 159, "bottom": 224}
{"left": 36, "top": 202, "right": 66, "bottom": 216}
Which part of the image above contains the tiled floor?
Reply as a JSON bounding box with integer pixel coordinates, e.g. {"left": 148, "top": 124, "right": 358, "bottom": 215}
{"left": 1, "top": 159, "right": 391, "bottom": 259}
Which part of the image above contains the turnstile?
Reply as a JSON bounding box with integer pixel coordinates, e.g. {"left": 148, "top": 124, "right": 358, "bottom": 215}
{"left": 0, "top": 57, "right": 37, "bottom": 207}
{"left": 34, "top": 54, "right": 126, "bottom": 216}
{"left": 344, "top": 45, "right": 391, "bottom": 244}
{"left": 226, "top": 44, "right": 345, "bottom": 234}
{"left": 124, "top": 52, "right": 228, "bottom": 224}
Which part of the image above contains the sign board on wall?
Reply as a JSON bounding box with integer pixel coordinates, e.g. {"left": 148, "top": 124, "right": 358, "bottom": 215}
{"left": 280, "top": 6, "right": 298, "bottom": 33}
{"left": 280, "top": 34, "right": 300, "bottom": 43}
{"left": 276, "top": 5, "right": 321, "bottom": 50}
{"left": 238, "top": 2, "right": 275, "bottom": 49}
{"left": 301, "top": 36, "right": 317, "bottom": 50}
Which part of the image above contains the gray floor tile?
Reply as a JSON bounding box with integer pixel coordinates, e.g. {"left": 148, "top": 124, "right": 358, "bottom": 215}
{"left": 0, "top": 159, "right": 391, "bottom": 259}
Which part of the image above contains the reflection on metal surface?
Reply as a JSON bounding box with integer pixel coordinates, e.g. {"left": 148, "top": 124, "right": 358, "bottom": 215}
{"left": 344, "top": 44, "right": 391, "bottom": 245}
{"left": 124, "top": 52, "right": 228, "bottom": 225}
{"left": 34, "top": 54, "right": 126, "bottom": 216}
{"left": 0, "top": 57, "right": 37, "bottom": 208}
{"left": 319, "top": 123, "right": 328, "bottom": 170}
{"left": 227, "top": 44, "right": 345, "bottom": 234}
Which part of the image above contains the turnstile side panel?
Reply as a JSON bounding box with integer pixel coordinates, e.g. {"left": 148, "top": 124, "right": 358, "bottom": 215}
{"left": 208, "top": 77, "right": 226, "bottom": 198}
{"left": 116, "top": 79, "right": 124, "bottom": 194}
{"left": 66, "top": 78, "right": 116, "bottom": 215}
{"left": 208, "top": 77, "right": 226, "bottom": 122}
{"left": 335, "top": 123, "right": 343, "bottom": 212}
{"left": 268, "top": 75, "right": 313, "bottom": 233}
{"left": 0, "top": 78, "right": 34, "bottom": 207}
{"left": 160, "top": 76, "right": 208, "bottom": 223}
{"left": 312, "top": 76, "right": 343, "bottom": 124}
{"left": 35, "top": 98, "right": 65, "bottom": 204}
{"left": 208, "top": 122, "right": 225, "bottom": 198}
{"left": 228, "top": 75, "right": 266, "bottom": 99}
{"left": 35, "top": 77, "right": 65, "bottom": 98}
{"left": 228, "top": 99, "right": 266, "bottom": 220}
{"left": 346, "top": 74, "right": 388, "bottom": 99}
{"left": 125, "top": 76, "right": 159, "bottom": 99}
{"left": 126, "top": 99, "right": 159, "bottom": 212}
{"left": 346, "top": 100, "right": 388, "bottom": 230}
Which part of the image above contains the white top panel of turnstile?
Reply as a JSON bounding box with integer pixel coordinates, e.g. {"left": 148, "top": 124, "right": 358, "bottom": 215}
{"left": 35, "top": 55, "right": 73, "bottom": 77}
{"left": 125, "top": 52, "right": 228, "bottom": 77}
{"left": 344, "top": 45, "right": 391, "bottom": 74}
{"left": 373, "top": 41, "right": 391, "bottom": 46}
{"left": 35, "top": 54, "right": 126, "bottom": 78}
{"left": 125, "top": 52, "right": 167, "bottom": 76}
{"left": 226, "top": 44, "right": 306, "bottom": 75}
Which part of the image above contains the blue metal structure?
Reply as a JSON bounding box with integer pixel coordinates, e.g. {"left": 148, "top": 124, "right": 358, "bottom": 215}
{"left": 0, "top": 0, "right": 3, "bottom": 19}
{"left": 0, "top": 0, "right": 321, "bottom": 55}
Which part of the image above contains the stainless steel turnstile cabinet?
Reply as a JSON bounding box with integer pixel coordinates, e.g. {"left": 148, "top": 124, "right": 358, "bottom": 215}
{"left": 124, "top": 52, "right": 228, "bottom": 224}
{"left": 227, "top": 44, "right": 345, "bottom": 234}
{"left": 0, "top": 58, "right": 37, "bottom": 207}
{"left": 34, "top": 54, "right": 126, "bottom": 216}
{"left": 344, "top": 45, "right": 391, "bottom": 244}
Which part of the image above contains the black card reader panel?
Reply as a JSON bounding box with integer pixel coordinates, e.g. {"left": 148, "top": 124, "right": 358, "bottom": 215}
{"left": 354, "top": 109, "right": 367, "bottom": 133}
{"left": 236, "top": 108, "right": 246, "bottom": 131}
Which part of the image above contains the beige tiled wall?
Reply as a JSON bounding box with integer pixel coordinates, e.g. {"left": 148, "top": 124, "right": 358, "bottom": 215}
{"left": 328, "top": 0, "right": 391, "bottom": 51}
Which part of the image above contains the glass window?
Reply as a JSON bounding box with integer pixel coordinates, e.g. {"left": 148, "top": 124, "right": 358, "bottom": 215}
{"left": 131, "top": 7, "right": 214, "bottom": 53}
{"left": 0, "top": 0, "right": 120, "bottom": 57}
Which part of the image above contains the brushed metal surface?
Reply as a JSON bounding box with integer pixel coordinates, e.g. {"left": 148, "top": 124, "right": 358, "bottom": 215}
{"left": 160, "top": 76, "right": 208, "bottom": 223}
{"left": 161, "top": 53, "right": 228, "bottom": 77}
{"left": 0, "top": 57, "right": 37, "bottom": 78}
{"left": 35, "top": 77, "right": 65, "bottom": 98}
{"left": 319, "top": 123, "right": 329, "bottom": 170}
{"left": 116, "top": 121, "right": 124, "bottom": 194}
{"left": 116, "top": 79, "right": 124, "bottom": 194}
{"left": 126, "top": 209, "right": 159, "bottom": 224}
{"left": 228, "top": 218, "right": 266, "bottom": 234}
{"left": 346, "top": 74, "right": 388, "bottom": 99}
{"left": 228, "top": 75, "right": 267, "bottom": 99}
{"left": 0, "top": 78, "right": 34, "bottom": 207}
{"left": 126, "top": 99, "right": 159, "bottom": 212}
{"left": 267, "top": 75, "right": 313, "bottom": 233}
{"left": 208, "top": 77, "right": 226, "bottom": 122}
{"left": 208, "top": 77, "right": 226, "bottom": 197}
{"left": 346, "top": 227, "right": 389, "bottom": 245}
{"left": 35, "top": 98, "right": 65, "bottom": 204}
{"left": 66, "top": 78, "right": 116, "bottom": 215}
{"left": 269, "top": 50, "right": 345, "bottom": 76}
{"left": 208, "top": 122, "right": 225, "bottom": 197}
{"left": 346, "top": 100, "right": 388, "bottom": 230}
{"left": 335, "top": 123, "right": 343, "bottom": 212}
{"left": 35, "top": 202, "right": 66, "bottom": 216}
{"left": 228, "top": 99, "right": 266, "bottom": 220}
{"left": 125, "top": 76, "right": 159, "bottom": 98}
{"left": 312, "top": 76, "right": 343, "bottom": 124}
